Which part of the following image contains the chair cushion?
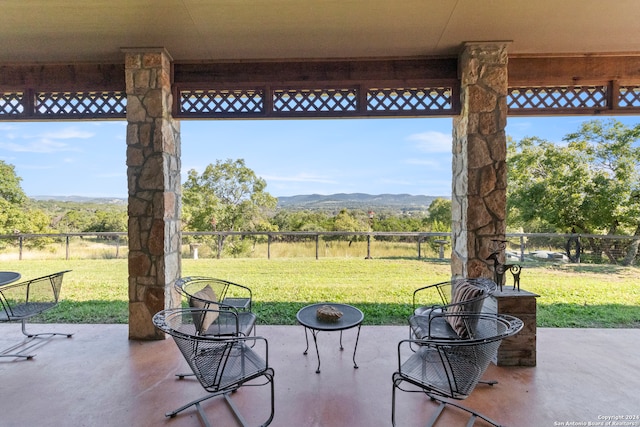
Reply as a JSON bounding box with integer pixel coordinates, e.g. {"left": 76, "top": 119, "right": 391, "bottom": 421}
{"left": 189, "top": 285, "right": 219, "bottom": 334}
{"left": 446, "top": 281, "right": 485, "bottom": 339}
{"left": 410, "top": 311, "right": 459, "bottom": 340}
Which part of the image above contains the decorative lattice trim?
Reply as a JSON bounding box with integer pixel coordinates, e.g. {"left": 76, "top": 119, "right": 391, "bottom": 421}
{"left": 35, "top": 91, "right": 126, "bottom": 116}
{"left": 0, "top": 92, "right": 25, "bottom": 116}
{"left": 176, "top": 84, "right": 455, "bottom": 117}
{"left": 180, "top": 89, "right": 264, "bottom": 114}
{"left": 273, "top": 88, "right": 358, "bottom": 113}
{"left": 367, "top": 87, "right": 452, "bottom": 111}
{"left": 618, "top": 86, "right": 640, "bottom": 108}
{"left": 508, "top": 86, "right": 608, "bottom": 110}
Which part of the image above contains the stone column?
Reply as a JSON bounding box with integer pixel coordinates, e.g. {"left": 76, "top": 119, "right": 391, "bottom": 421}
{"left": 124, "top": 48, "right": 182, "bottom": 340}
{"left": 451, "top": 42, "right": 509, "bottom": 279}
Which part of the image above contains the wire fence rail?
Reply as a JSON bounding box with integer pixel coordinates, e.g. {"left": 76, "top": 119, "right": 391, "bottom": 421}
{"left": 0, "top": 231, "right": 638, "bottom": 266}
{"left": 0, "top": 231, "right": 640, "bottom": 266}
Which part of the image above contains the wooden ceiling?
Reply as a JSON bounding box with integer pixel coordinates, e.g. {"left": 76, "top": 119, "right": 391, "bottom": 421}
{"left": 1, "top": 0, "right": 640, "bottom": 63}
{"left": 2, "top": 1, "right": 640, "bottom": 120}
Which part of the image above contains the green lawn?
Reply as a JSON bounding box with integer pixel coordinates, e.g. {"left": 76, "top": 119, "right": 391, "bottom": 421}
{"left": 2, "top": 258, "right": 638, "bottom": 327}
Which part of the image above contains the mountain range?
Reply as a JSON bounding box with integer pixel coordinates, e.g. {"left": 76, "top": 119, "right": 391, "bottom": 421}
{"left": 276, "top": 193, "right": 442, "bottom": 210}
{"left": 31, "top": 193, "right": 446, "bottom": 210}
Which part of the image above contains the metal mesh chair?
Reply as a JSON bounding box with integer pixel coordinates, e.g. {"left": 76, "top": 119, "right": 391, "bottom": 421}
{"left": 175, "top": 277, "right": 258, "bottom": 380}
{"left": 410, "top": 278, "right": 497, "bottom": 340}
{"left": 176, "top": 277, "right": 256, "bottom": 338}
{"left": 392, "top": 313, "right": 523, "bottom": 427}
{"left": 153, "top": 307, "right": 275, "bottom": 427}
{"left": 0, "top": 270, "right": 73, "bottom": 359}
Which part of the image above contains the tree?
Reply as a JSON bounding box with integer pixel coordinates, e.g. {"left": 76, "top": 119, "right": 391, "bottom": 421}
{"left": 83, "top": 210, "right": 128, "bottom": 235}
{"left": 182, "top": 159, "right": 277, "bottom": 257}
{"left": 271, "top": 210, "right": 330, "bottom": 232}
{"left": 0, "top": 161, "right": 53, "bottom": 247}
{"left": 425, "top": 198, "right": 452, "bottom": 231}
{"left": 0, "top": 160, "right": 27, "bottom": 206}
{"left": 507, "top": 119, "right": 640, "bottom": 265}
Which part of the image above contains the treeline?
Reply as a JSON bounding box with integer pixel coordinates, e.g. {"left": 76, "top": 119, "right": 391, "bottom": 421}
{"left": 32, "top": 199, "right": 128, "bottom": 235}
{"left": 2, "top": 119, "right": 639, "bottom": 263}
{"left": 25, "top": 199, "right": 450, "bottom": 236}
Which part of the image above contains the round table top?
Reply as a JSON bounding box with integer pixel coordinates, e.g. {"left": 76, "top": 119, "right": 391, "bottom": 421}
{"left": 0, "top": 271, "right": 21, "bottom": 286}
{"left": 296, "top": 303, "right": 364, "bottom": 331}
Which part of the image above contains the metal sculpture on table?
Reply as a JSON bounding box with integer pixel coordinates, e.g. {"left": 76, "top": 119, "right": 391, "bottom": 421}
{"left": 486, "top": 239, "right": 522, "bottom": 291}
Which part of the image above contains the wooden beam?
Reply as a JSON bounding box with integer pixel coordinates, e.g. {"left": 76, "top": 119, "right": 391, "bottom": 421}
{"left": 508, "top": 55, "right": 640, "bottom": 86}
{"left": 2, "top": 56, "right": 639, "bottom": 91}
{"left": 173, "top": 58, "right": 459, "bottom": 85}
{"left": 0, "top": 63, "right": 125, "bottom": 91}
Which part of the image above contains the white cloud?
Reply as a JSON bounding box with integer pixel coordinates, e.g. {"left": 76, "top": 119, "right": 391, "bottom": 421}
{"left": 40, "top": 128, "right": 94, "bottom": 140}
{"left": 378, "top": 178, "right": 413, "bottom": 186}
{"left": 17, "top": 164, "right": 54, "bottom": 170}
{"left": 0, "top": 125, "right": 93, "bottom": 153}
{"left": 0, "top": 139, "right": 74, "bottom": 153}
{"left": 262, "top": 173, "right": 338, "bottom": 184}
{"left": 406, "top": 131, "right": 451, "bottom": 153}
{"left": 95, "top": 172, "right": 126, "bottom": 178}
{"left": 0, "top": 124, "right": 19, "bottom": 132}
{"left": 405, "top": 158, "right": 446, "bottom": 168}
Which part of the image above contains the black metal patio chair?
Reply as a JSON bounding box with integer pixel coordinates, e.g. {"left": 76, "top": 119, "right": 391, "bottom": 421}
{"left": 392, "top": 312, "right": 523, "bottom": 427}
{"left": 176, "top": 276, "right": 256, "bottom": 338}
{"left": 153, "top": 307, "right": 275, "bottom": 427}
{"left": 0, "top": 270, "right": 73, "bottom": 359}
{"left": 410, "top": 278, "right": 497, "bottom": 340}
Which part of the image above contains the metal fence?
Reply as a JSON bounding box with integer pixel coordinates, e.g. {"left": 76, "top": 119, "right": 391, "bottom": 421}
{"left": 0, "top": 231, "right": 638, "bottom": 266}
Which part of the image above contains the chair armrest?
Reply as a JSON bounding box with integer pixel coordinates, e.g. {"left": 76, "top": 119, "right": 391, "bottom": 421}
{"left": 238, "top": 335, "right": 270, "bottom": 365}
{"left": 396, "top": 338, "right": 438, "bottom": 370}
{"left": 412, "top": 281, "right": 449, "bottom": 312}
{"left": 224, "top": 280, "right": 253, "bottom": 310}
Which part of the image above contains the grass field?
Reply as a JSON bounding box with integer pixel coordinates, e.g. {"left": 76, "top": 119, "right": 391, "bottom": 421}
{"left": 1, "top": 258, "right": 638, "bottom": 328}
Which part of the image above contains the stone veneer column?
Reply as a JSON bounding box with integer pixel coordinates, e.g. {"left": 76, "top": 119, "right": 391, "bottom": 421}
{"left": 124, "top": 48, "right": 182, "bottom": 340}
{"left": 451, "top": 42, "right": 509, "bottom": 279}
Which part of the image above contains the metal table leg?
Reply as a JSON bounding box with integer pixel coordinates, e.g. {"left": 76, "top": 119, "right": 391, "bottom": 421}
{"left": 303, "top": 325, "right": 361, "bottom": 373}
{"left": 352, "top": 324, "right": 361, "bottom": 369}
{"left": 302, "top": 326, "right": 323, "bottom": 373}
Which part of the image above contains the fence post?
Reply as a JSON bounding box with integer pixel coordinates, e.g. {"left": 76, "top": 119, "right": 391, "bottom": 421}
{"left": 519, "top": 236, "right": 525, "bottom": 262}
{"left": 267, "top": 234, "right": 271, "bottom": 260}
{"left": 315, "top": 234, "right": 319, "bottom": 260}
{"left": 417, "top": 236, "right": 422, "bottom": 259}
{"left": 365, "top": 234, "right": 372, "bottom": 259}
{"left": 66, "top": 236, "right": 70, "bottom": 260}
{"left": 116, "top": 235, "right": 120, "bottom": 259}
{"left": 19, "top": 236, "right": 23, "bottom": 260}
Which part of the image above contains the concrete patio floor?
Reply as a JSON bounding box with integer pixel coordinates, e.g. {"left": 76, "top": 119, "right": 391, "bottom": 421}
{"left": 1, "top": 323, "right": 638, "bottom": 427}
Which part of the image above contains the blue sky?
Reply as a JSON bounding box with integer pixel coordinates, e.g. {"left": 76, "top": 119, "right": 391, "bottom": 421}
{"left": 0, "top": 116, "right": 638, "bottom": 199}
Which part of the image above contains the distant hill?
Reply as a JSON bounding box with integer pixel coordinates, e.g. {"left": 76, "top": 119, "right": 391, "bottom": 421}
{"left": 276, "top": 193, "right": 444, "bottom": 211}
{"left": 30, "top": 193, "right": 446, "bottom": 211}
{"left": 30, "top": 195, "right": 127, "bottom": 205}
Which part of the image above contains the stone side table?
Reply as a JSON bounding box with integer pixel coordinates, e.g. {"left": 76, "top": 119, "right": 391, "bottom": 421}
{"left": 484, "top": 288, "right": 539, "bottom": 367}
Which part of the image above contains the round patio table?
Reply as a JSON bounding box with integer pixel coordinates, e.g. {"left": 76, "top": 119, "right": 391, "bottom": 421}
{"left": 296, "top": 303, "right": 364, "bottom": 373}
{"left": 0, "top": 271, "right": 21, "bottom": 286}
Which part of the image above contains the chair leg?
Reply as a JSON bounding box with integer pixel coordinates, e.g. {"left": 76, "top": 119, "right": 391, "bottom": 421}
{"left": 425, "top": 393, "right": 504, "bottom": 427}
{"left": 1, "top": 334, "right": 36, "bottom": 359}
{"left": 0, "top": 353, "right": 34, "bottom": 359}
{"left": 21, "top": 319, "right": 74, "bottom": 339}
{"left": 392, "top": 373, "right": 503, "bottom": 427}
{"left": 166, "top": 390, "right": 225, "bottom": 419}
{"left": 166, "top": 370, "right": 275, "bottom": 427}
{"left": 1, "top": 320, "right": 72, "bottom": 360}
{"left": 0, "top": 342, "right": 36, "bottom": 359}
